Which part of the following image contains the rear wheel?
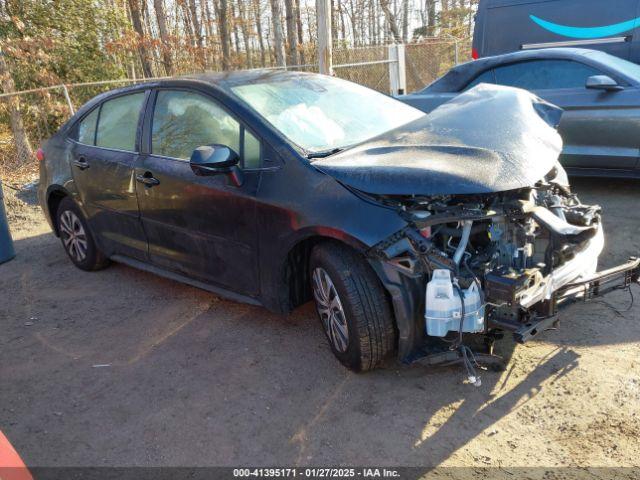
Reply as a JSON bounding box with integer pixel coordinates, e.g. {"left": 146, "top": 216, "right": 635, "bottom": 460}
{"left": 310, "top": 242, "right": 396, "bottom": 372}
{"left": 56, "top": 197, "right": 109, "bottom": 271}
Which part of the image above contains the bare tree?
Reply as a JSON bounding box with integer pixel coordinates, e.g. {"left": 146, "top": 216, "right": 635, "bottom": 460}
{"left": 188, "top": 0, "right": 204, "bottom": 51}
{"left": 127, "top": 0, "right": 153, "bottom": 77}
{"left": 284, "top": 0, "right": 299, "bottom": 65}
{"left": 238, "top": 1, "right": 254, "bottom": 68}
{"left": 253, "top": 0, "right": 267, "bottom": 66}
{"left": 427, "top": 0, "right": 436, "bottom": 35}
{"left": 379, "top": 0, "right": 402, "bottom": 42}
{"left": 294, "top": 0, "right": 305, "bottom": 64}
{"left": 153, "top": 0, "right": 173, "bottom": 74}
{"left": 214, "top": 0, "right": 231, "bottom": 70}
{"left": 231, "top": 1, "right": 242, "bottom": 55}
{"left": 330, "top": 0, "right": 338, "bottom": 42}
{"left": 270, "top": 0, "right": 286, "bottom": 67}
{"left": 0, "top": 47, "right": 33, "bottom": 164}
{"left": 402, "top": 0, "right": 409, "bottom": 42}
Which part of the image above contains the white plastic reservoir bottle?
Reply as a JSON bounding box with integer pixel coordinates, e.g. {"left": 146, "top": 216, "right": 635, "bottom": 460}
{"left": 425, "top": 269, "right": 484, "bottom": 337}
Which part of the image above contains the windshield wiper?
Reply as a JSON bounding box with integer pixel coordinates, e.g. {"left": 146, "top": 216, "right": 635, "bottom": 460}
{"left": 306, "top": 147, "right": 343, "bottom": 159}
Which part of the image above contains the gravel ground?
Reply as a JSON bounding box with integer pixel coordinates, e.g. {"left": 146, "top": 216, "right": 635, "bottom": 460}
{"left": 1, "top": 178, "right": 639, "bottom": 474}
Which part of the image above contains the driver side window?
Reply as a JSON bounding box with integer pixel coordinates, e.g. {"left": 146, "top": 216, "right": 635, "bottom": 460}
{"left": 152, "top": 90, "right": 242, "bottom": 161}
{"left": 492, "top": 60, "right": 603, "bottom": 90}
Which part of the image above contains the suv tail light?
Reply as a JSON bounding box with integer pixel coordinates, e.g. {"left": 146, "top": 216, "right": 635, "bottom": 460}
{"left": 36, "top": 148, "right": 45, "bottom": 162}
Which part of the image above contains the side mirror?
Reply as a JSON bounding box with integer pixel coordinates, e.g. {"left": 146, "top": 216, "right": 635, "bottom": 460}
{"left": 190, "top": 144, "right": 243, "bottom": 186}
{"left": 585, "top": 75, "right": 623, "bottom": 92}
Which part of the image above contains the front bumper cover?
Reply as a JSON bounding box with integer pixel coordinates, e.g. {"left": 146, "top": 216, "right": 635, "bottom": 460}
{"left": 518, "top": 223, "right": 604, "bottom": 309}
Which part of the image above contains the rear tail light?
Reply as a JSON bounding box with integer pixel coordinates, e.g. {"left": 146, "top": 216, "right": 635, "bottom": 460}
{"left": 36, "top": 148, "right": 45, "bottom": 162}
{"left": 471, "top": 47, "right": 479, "bottom": 60}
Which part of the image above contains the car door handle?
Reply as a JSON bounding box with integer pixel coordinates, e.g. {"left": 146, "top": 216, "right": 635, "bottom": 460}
{"left": 136, "top": 173, "right": 160, "bottom": 187}
{"left": 73, "top": 156, "right": 90, "bottom": 170}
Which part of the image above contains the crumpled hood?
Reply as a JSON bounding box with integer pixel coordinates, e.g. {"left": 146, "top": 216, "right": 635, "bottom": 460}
{"left": 312, "top": 84, "right": 564, "bottom": 196}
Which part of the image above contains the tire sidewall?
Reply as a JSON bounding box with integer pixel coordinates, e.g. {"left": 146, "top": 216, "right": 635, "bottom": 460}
{"left": 310, "top": 250, "right": 366, "bottom": 371}
{"left": 56, "top": 197, "right": 102, "bottom": 271}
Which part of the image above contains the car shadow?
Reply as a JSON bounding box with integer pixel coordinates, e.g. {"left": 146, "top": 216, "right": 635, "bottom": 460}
{"left": 2, "top": 228, "right": 637, "bottom": 468}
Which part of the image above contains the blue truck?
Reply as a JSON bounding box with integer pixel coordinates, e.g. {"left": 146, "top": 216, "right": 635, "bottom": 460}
{"left": 472, "top": 0, "right": 640, "bottom": 63}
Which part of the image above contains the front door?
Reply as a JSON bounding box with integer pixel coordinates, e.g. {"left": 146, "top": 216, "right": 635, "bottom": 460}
{"left": 69, "top": 91, "right": 149, "bottom": 260}
{"left": 539, "top": 86, "right": 640, "bottom": 171}
{"left": 134, "top": 88, "right": 262, "bottom": 296}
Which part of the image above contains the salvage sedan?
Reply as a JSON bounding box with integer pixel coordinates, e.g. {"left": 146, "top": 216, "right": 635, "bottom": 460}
{"left": 38, "top": 71, "right": 639, "bottom": 374}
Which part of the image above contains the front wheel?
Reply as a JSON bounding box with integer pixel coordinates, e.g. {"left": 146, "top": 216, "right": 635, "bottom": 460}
{"left": 56, "top": 197, "right": 109, "bottom": 271}
{"left": 310, "top": 242, "right": 396, "bottom": 372}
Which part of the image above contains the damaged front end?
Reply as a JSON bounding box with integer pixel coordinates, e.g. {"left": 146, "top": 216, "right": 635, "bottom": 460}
{"left": 313, "top": 84, "right": 639, "bottom": 373}
{"left": 368, "top": 176, "right": 639, "bottom": 364}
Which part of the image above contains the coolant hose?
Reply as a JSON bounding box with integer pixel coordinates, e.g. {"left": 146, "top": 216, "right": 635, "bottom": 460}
{"left": 453, "top": 220, "right": 473, "bottom": 265}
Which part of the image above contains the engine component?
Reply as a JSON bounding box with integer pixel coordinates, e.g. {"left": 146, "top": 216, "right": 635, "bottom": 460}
{"left": 425, "top": 269, "right": 484, "bottom": 337}
{"left": 453, "top": 220, "right": 473, "bottom": 265}
{"left": 485, "top": 268, "right": 543, "bottom": 305}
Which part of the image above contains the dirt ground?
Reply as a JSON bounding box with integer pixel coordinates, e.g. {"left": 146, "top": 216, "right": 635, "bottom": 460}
{"left": 1, "top": 177, "right": 640, "bottom": 474}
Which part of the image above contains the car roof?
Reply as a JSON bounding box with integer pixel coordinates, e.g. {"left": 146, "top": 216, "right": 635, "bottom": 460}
{"left": 62, "top": 69, "right": 320, "bottom": 132}
{"left": 424, "top": 47, "right": 625, "bottom": 92}
{"left": 89, "top": 69, "right": 319, "bottom": 100}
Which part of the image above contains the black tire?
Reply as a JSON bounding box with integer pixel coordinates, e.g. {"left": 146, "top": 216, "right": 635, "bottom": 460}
{"left": 310, "top": 242, "right": 396, "bottom": 372}
{"left": 55, "top": 196, "right": 109, "bottom": 271}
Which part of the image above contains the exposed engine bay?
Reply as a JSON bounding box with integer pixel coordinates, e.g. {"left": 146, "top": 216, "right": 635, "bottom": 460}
{"left": 368, "top": 172, "right": 639, "bottom": 381}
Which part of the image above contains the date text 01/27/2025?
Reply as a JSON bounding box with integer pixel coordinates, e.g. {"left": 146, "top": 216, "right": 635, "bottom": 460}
{"left": 233, "top": 468, "right": 401, "bottom": 478}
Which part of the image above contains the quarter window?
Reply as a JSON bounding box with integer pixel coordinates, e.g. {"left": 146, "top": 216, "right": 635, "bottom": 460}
{"left": 152, "top": 90, "right": 241, "bottom": 160}
{"left": 76, "top": 107, "right": 99, "bottom": 145}
{"left": 243, "top": 129, "right": 261, "bottom": 168}
{"left": 95, "top": 92, "right": 145, "bottom": 151}
{"left": 493, "top": 60, "right": 603, "bottom": 90}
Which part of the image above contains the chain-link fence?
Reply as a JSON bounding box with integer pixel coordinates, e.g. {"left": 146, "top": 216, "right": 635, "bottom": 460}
{"left": 0, "top": 37, "right": 467, "bottom": 186}
{"left": 333, "top": 45, "right": 392, "bottom": 93}
{"left": 0, "top": 79, "right": 164, "bottom": 185}
{"left": 405, "top": 38, "right": 469, "bottom": 93}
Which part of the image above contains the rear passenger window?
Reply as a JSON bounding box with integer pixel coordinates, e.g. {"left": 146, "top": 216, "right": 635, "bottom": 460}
{"left": 76, "top": 107, "right": 99, "bottom": 145}
{"left": 493, "top": 60, "right": 603, "bottom": 90}
{"left": 95, "top": 92, "right": 145, "bottom": 151}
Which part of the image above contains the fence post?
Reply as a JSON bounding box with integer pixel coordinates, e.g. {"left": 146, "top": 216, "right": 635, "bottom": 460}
{"left": 388, "top": 44, "right": 406, "bottom": 96}
{"left": 454, "top": 39, "right": 459, "bottom": 65}
{"left": 61, "top": 84, "right": 75, "bottom": 116}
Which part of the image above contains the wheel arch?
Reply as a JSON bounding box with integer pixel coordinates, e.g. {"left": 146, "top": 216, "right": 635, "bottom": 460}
{"left": 45, "top": 185, "right": 73, "bottom": 237}
{"left": 274, "top": 229, "right": 370, "bottom": 314}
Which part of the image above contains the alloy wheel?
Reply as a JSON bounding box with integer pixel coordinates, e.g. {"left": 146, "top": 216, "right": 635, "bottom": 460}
{"left": 59, "top": 210, "right": 88, "bottom": 263}
{"left": 312, "top": 267, "right": 349, "bottom": 353}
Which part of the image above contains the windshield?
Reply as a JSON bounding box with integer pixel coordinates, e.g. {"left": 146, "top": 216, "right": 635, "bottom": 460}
{"left": 231, "top": 75, "right": 424, "bottom": 153}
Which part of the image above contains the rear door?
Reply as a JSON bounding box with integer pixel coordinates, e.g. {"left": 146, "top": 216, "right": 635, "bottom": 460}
{"left": 477, "top": 0, "right": 638, "bottom": 60}
{"left": 69, "top": 91, "right": 149, "bottom": 260}
{"left": 134, "top": 88, "right": 262, "bottom": 295}
{"left": 492, "top": 59, "right": 640, "bottom": 170}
